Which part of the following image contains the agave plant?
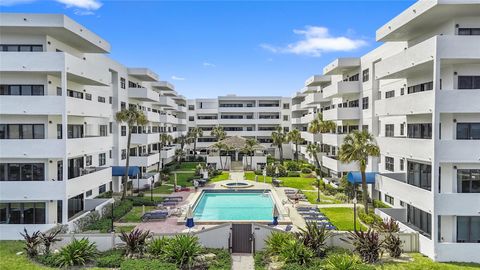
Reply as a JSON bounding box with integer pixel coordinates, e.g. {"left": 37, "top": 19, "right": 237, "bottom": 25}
{"left": 119, "top": 229, "right": 151, "bottom": 258}
{"left": 296, "top": 221, "right": 331, "bottom": 257}
{"left": 147, "top": 236, "right": 170, "bottom": 257}
{"left": 343, "top": 229, "right": 383, "bottom": 263}
{"left": 279, "top": 238, "right": 315, "bottom": 266}
{"left": 264, "top": 231, "right": 294, "bottom": 256}
{"left": 55, "top": 238, "right": 97, "bottom": 267}
{"left": 20, "top": 228, "right": 41, "bottom": 258}
{"left": 40, "top": 228, "right": 62, "bottom": 255}
{"left": 164, "top": 234, "right": 203, "bottom": 269}
{"left": 324, "top": 253, "right": 368, "bottom": 270}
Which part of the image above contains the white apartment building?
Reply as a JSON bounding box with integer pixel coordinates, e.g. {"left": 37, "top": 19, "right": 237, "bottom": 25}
{"left": 295, "top": 0, "right": 480, "bottom": 262}
{"left": 0, "top": 13, "right": 186, "bottom": 238}
{"left": 186, "top": 96, "right": 292, "bottom": 164}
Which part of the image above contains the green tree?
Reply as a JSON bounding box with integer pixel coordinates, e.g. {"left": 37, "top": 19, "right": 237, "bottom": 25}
{"left": 187, "top": 127, "right": 203, "bottom": 159}
{"left": 271, "top": 127, "right": 287, "bottom": 163}
{"left": 210, "top": 125, "right": 226, "bottom": 141}
{"left": 241, "top": 138, "right": 259, "bottom": 170}
{"left": 157, "top": 133, "right": 173, "bottom": 172}
{"left": 287, "top": 129, "right": 304, "bottom": 163}
{"left": 308, "top": 113, "right": 336, "bottom": 134}
{"left": 115, "top": 107, "right": 148, "bottom": 199}
{"left": 175, "top": 149, "right": 185, "bottom": 164}
{"left": 338, "top": 130, "right": 380, "bottom": 213}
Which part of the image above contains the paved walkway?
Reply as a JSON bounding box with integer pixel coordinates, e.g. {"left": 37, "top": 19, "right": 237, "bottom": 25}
{"left": 229, "top": 171, "right": 245, "bottom": 181}
{"left": 231, "top": 253, "right": 254, "bottom": 270}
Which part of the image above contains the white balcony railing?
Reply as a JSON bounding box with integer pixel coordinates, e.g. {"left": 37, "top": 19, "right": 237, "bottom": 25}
{"left": 0, "top": 96, "right": 63, "bottom": 115}
{"left": 67, "top": 167, "right": 112, "bottom": 198}
{"left": 0, "top": 139, "right": 64, "bottom": 158}
{"left": 374, "top": 91, "right": 433, "bottom": 117}
{"left": 0, "top": 181, "right": 65, "bottom": 201}
{"left": 323, "top": 81, "right": 361, "bottom": 99}
{"left": 323, "top": 107, "right": 360, "bottom": 121}
{"left": 68, "top": 136, "right": 113, "bottom": 157}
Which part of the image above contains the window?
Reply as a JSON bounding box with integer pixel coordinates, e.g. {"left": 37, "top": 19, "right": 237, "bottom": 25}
{"left": 188, "top": 116, "right": 194, "bottom": 121}
{"left": 99, "top": 153, "right": 106, "bottom": 166}
{"left": 385, "top": 156, "right": 394, "bottom": 171}
{"left": 385, "top": 194, "right": 394, "bottom": 205}
{"left": 407, "top": 204, "right": 431, "bottom": 238}
{"left": 99, "top": 125, "right": 108, "bottom": 137}
{"left": 188, "top": 105, "right": 195, "bottom": 110}
{"left": 0, "top": 124, "right": 44, "bottom": 139}
{"left": 362, "top": 125, "right": 369, "bottom": 131}
{"left": 362, "top": 97, "right": 369, "bottom": 110}
{"left": 99, "top": 184, "right": 107, "bottom": 194}
{"left": 457, "top": 216, "right": 480, "bottom": 243}
{"left": 0, "top": 163, "right": 44, "bottom": 181}
{"left": 109, "top": 96, "right": 113, "bottom": 104}
{"left": 98, "top": 96, "right": 106, "bottom": 103}
{"left": 121, "top": 126, "right": 127, "bottom": 136}
{"left": 109, "top": 150, "right": 112, "bottom": 159}
{"left": 348, "top": 100, "right": 359, "bottom": 107}
{"left": 67, "top": 89, "right": 83, "bottom": 99}
{"left": 57, "top": 161, "right": 63, "bottom": 181}
{"left": 458, "top": 28, "right": 480, "bottom": 35}
{"left": 385, "top": 90, "right": 395, "bottom": 99}
{"left": 56, "top": 87, "right": 62, "bottom": 96}
{"left": 458, "top": 76, "right": 480, "bottom": 89}
{"left": 457, "top": 123, "right": 480, "bottom": 140}
{"left": 457, "top": 169, "right": 480, "bottom": 193}
{"left": 86, "top": 190, "right": 92, "bottom": 197}
{"left": 283, "top": 127, "right": 289, "bottom": 133}
{"left": 400, "top": 123, "right": 405, "bottom": 136}
{"left": 0, "top": 44, "right": 43, "bottom": 52}
{"left": 109, "top": 122, "right": 113, "bottom": 134}
{"left": 407, "top": 123, "right": 432, "bottom": 139}
{"left": 283, "top": 103, "right": 290, "bottom": 109}
{"left": 120, "top": 102, "right": 126, "bottom": 110}
{"left": 400, "top": 87, "right": 405, "bottom": 95}
{"left": 347, "top": 74, "right": 359, "bottom": 81}
{"left": 121, "top": 149, "right": 127, "bottom": 160}
{"left": 0, "top": 202, "right": 46, "bottom": 224}
{"left": 57, "top": 124, "right": 62, "bottom": 139}
{"left": 85, "top": 155, "right": 92, "bottom": 166}
{"left": 67, "top": 125, "right": 84, "bottom": 139}
{"left": 362, "top": 69, "right": 369, "bottom": 82}
{"left": 407, "top": 161, "right": 432, "bottom": 191}
{"left": 385, "top": 124, "right": 394, "bottom": 137}
{"left": 283, "top": 115, "right": 289, "bottom": 121}
{"left": 400, "top": 201, "right": 405, "bottom": 207}
{"left": 0, "top": 85, "right": 44, "bottom": 96}
{"left": 407, "top": 81, "right": 433, "bottom": 94}
{"left": 400, "top": 159, "right": 405, "bottom": 171}
{"left": 120, "top": 77, "right": 126, "bottom": 89}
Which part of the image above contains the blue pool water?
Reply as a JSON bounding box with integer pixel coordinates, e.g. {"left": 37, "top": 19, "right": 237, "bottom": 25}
{"left": 194, "top": 191, "right": 274, "bottom": 221}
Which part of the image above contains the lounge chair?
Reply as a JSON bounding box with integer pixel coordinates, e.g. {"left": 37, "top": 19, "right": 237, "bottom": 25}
{"left": 284, "top": 189, "right": 299, "bottom": 194}
{"left": 284, "top": 225, "right": 293, "bottom": 232}
{"left": 304, "top": 216, "right": 329, "bottom": 221}
{"left": 158, "top": 201, "right": 178, "bottom": 207}
{"left": 141, "top": 211, "right": 168, "bottom": 222}
{"left": 296, "top": 206, "right": 318, "bottom": 212}
{"left": 164, "top": 197, "right": 182, "bottom": 202}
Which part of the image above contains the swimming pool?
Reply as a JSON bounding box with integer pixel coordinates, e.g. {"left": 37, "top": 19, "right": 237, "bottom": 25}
{"left": 193, "top": 190, "right": 275, "bottom": 221}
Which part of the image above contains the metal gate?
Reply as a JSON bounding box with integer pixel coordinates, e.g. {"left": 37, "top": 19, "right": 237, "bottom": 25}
{"left": 231, "top": 224, "right": 252, "bottom": 253}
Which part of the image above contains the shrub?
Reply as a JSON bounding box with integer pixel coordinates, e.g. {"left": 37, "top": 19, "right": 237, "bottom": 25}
{"left": 254, "top": 251, "right": 268, "bottom": 269}
{"left": 40, "top": 228, "right": 62, "bottom": 255}
{"left": 373, "top": 199, "right": 390, "bottom": 209}
{"left": 334, "top": 193, "right": 349, "bottom": 203}
{"left": 120, "top": 229, "right": 151, "bottom": 258}
{"left": 96, "top": 249, "right": 125, "bottom": 268}
{"left": 20, "top": 228, "right": 41, "bottom": 258}
{"left": 343, "top": 229, "right": 383, "bottom": 264}
{"left": 74, "top": 211, "right": 101, "bottom": 232}
{"left": 296, "top": 222, "right": 331, "bottom": 257}
{"left": 373, "top": 218, "right": 400, "bottom": 233}
{"left": 206, "top": 248, "right": 232, "bottom": 270}
{"left": 324, "top": 184, "right": 339, "bottom": 196}
{"left": 266, "top": 164, "right": 287, "bottom": 177}
{"left": 36, "top": 254, "right": 58, "bottom": 267}
{"left": 265, "top": 231, "right": 294, "bottom": 256}
{"left": 127, "top": 196, "right": 163, "bottom": 206}
{"left": 83, "top": 217, "right": 111, "bottom": 232}
{"left": 147, "top": 237, "right": 170, "bottom": 257}
{"left": 120, "top": 259, "right": 177, "bottom": 270}
{"left": 164, "top": 234, "right": 203, "bottom": 268}
{"left": 285, "top": 161, "right": 301, "bottom": 172}
{"left": 254, "top": 170, "right": 263, "bottom": 175}
{"left": 55, "top": 238, "right": 98, "bottom": 267}
{"left": 103, "top": 199, "right": 134, "bottom": 220}
{"left": 323, "top": 253, "right": 370, "bottom": 270}
{"left": 383, "top": 233, "right": 402, "bottom": 258}
{"left": 358, "top": 209, "right": 382, "bottom": 226}
{"left": 288, "top": 171, "right": 301, "bottom": 177}
{"left": 301, "top": 167, "right": 313, "bottom": 174}
{"left": 96, "top": 191, "right": 113, "bottom": 198}
{"left": 279, "top": 239, "right": 315, "bottom": 265}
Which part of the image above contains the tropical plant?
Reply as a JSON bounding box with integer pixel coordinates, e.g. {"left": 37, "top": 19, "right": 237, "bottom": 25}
{"left": 271, "top": 126, "right": 287, "bottom": 163}
{"left": 210, "top": 125, "right": 226, "bottom": 141}
{"left": 323, "top": 253, "right": 369, "bottom": 270}
{"left": 383, "top": 233, "right": 403, "bottom": 258}
{"left": 338, "top": 130, "right": 380, "bottom": 213}
{"left": 287, "top": 129, "right": 304, "bottom": 163}
{"left": 175, "top": 149, "right": 186, "bottom": 164}
{"left": 264, "top": 231, "right": 294, "bottom": 256}
{"left": 147, "top": 237, "right": 170, "bottom": 257}
{"left": 20, "top": 228, "right": 41, "bottom": 258}
{"left": 187, "top": 127, "right": 203, "bottom": 159}
{"left": 164, "top": 234, "right": 203, "bottom": 268}
{"left": 157, "top": 133, "right": 174, "bottom": 172}
{"left": 306, "top": 143, "right": 322, "bottom": 169}
{"left": 296, "top": 222, "right": 332, "bottom": 257}
{"left": 308, "top": 112, "right": 336, "bottom": 134}
{"left": 176, "top": 134, "right": 191, "bottom": 152}
{"left": 115, "top": 106, "right": 149, "bottom": 199}
{"left": 374, "top": 218, "right": 400, "bottom": 233}
{"left": 241, "top": 138, "right": 259, "bottom": 170}
{"left": 279, "top": 238, "right": 315, "bottom": 265}
{"left": 211, "top": 141, "right": 227, "bottom": 170}
{"left": 55, "top": 238, "right": 98, "bottom": 267}
{"left": 343, "top": 229, "right": 383, "bottom": 264}
{"left": 119, "top": 229, "right": 151, "bottom": 258}
{"left": 95, "top": 249, "right": 125, "bottom": 268}
{"left": 40, "top": 228, "right": 62, "bottom": 255}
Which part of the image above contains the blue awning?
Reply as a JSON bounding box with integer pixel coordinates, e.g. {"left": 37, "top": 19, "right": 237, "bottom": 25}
{"left": 111, "top": 166, "right": 140, "bottom": 177}
{"left": 347, "top": 172, "right": 377, "bottom": 184}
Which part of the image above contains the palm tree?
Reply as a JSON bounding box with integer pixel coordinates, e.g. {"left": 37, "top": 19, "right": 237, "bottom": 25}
{"left": 175, "top": 149, "right": 185, "bottom": 164}
{"left": 271, "top": 127, "right": 287, "bottom": 163}
{"left": 157, "top": 133, "right": 173, "bottom": 172}
{"left": 176, "top": 134, "right": 191, "bottom": 152}
{"left": 306, "top": 143, "right": 322, "bottom": 169}
{"left": 287, "top": 129, "right": 304, "bottom": 163}
{"left": 308, "top": 113, "right": 336, "bottom": 135}
{"left": 115, "top": 107, "right": 148, "bottom": 199}
{"left": 338, "top": 130, "right": 380, "bottom": 213}
{"left": 212, "top": 142, "right": 227, "bottom": 170}
{"left": 210, "top": 126, "right": 226, "bottom": 141}
{"left": 241, "top": 138, "right": 259, "bottom": 170}
{"left": 187, "top": 127, "right": 203, "bottom": 159}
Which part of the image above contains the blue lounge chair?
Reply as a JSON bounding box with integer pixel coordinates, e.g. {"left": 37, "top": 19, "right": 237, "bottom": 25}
{"left": 141, "top": 211, "right": 168, "bottom": 222}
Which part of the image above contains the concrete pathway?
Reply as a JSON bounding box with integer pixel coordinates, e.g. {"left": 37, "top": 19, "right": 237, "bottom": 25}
{"left": 318, "top": 203, "right": 355, "bottom": 208}
{"left": 229, "top": 171, "right": 245, "bottom": 181}
{"left": 231, "top": 253, "right": 254, "bottom": 270}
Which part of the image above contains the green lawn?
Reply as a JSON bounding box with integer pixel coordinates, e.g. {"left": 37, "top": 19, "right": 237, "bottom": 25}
{"left": 115, "top": 225, "right": 137, "bottom": 232}
{"left": 244, "top": 171, "right": 316, "bottom": 190}
{"left": 321, "top": 207, "right": 367, "bottom": 231}
{"left": 152, "top": 184, "right": 174, "bottom": 194}
{"left": 0, "top": 241, "right": 53, "bottom": 270}
{"left": 118, "top": 206, "right": 155, "bottom": 223}
{"left": 174, "top": 162, "right": 205, "bottom": 171}
{"left": 303, "top": 190, "right": 341, "bottom": 204}
{"left": 375, "top": 253, "right": 480, "bottom": 270}
{"left": 168, "top": 172, "right": 195, "bottom": 187}
{"left": 210, "top": 172, "right": 230, "bottom": 182}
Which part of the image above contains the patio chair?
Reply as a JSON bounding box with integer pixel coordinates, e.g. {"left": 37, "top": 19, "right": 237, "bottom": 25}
{"left": 141, "top": 211, "right": 168, "bottom": 222}
{"left": 158, "top": 201, "right": 178, "bottom": 207}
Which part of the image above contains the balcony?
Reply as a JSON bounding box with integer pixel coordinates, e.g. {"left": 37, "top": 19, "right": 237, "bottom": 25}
{"left": 145, "top": 111, "right": 159, "bottom": 122}
{"left": 375, "top": 173, "right": 432, "bottom": 211}
{"left": 160, "top": 147, "right": 176, "bottom": 159}
{"left": 196, "top": 118, "right": 218, "bottom": 125}
{"left": 323, "top": 107, "right": 360, "bottom": 121}
{"left": 323, "top": 81, "right": 361, "bottom": 99}
{"left": 377, "top": 137, "right": 433, "bottom": 161}
{"left": 67, "top": 136, "right": 113, "bottom": 157}
{"left": 152, "top": 81, "right": 175, "bottom": 91}
{"left": 159, "top": 96, "right": 176, "bottom": 108}
{"left": 175, "top": 105, "right": 187, "bottom": 113}
{"left": 301, "top": 131, "right": 322, "bottom": 142}
{"left": 300, "top": 113, "right": 315, "bottom": 124}
{"left": 374, "top": 91, "right": 433, "bottom": 116}
{"left": 323, "top": 58, "right": 360, "bottom": 75}
{"left": 304, "top": 75, "right": 331, "bottom": 87}
{"left": 159, "top": 114, "right": 177, "bottom": 124}
{"left": 322, "top": 155, "right": 357, "bottom": 173}
{"left": 0, "top": 139, "right": 64, "bottom": 158}
{"left": 291, "top": 117, "right": 302, "bottom": 125}
{"left": 0, "top": 96, "right": 63, "bottom": 115}
{"left": 256, "top": 118, "right": 281, "bottom": 124}
{"left": 67, "top": 167, "right": 112, "bottom": 198}
{"left": 177, "top": 118, "right": 187, "bottom": 125}
{"left": 67, "top": 97, "right": 112, "bottom": 118}
{"left": 291, "top": 103, "right": 307, "bottom": 112}
{"left": 128, "top": 87, "right": 160, "bottom": 102}
{"left": 0, "top": 181, "right": 65, "bottom": 201}
{"left": 436, "top": 193, "right": 480, "bottom": 216}
{"left": 322, "top": 133, "right": 346, "bottom": 147}
{"left": 437, "top": 140, "right": 480, "bottom": 163}
{"left": 131, "top": 133, "right": 160, "bottom": 145}
{"left": 437, "top": 90, "right": 480, "bottom": 113}
{"left": 127, "top": 68, "right": 159, "bottom": 82}
{"left": 304, "top": 92, "right": 328, "bottom": 105}
{"left": 130, "top": 152, "right": 160, "bottom": 167}
{"left": 218, "top": 118, "right": 255, "bottom": 125}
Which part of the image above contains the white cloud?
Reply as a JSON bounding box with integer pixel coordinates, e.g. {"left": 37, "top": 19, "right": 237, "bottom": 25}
{"left": 56, "top": 0, "right": 102, "bottom": 10}
{"left": 261, "top": 26, "right": 367, "bottom": 57}
{"left": 0, "top": 0, "right": 35, "bottom": 6}
{"left": 74, "top": 9, "right": 95, "bottom": 16}
{"left": 203, "top": 62, "right": 216, "bottom": 68}
{"left": 171, "top": 75, "right": 185, "bottom": 81}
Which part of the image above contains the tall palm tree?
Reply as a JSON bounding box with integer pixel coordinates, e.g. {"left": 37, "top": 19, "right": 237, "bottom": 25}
{"left": 115, "top": 107, "right": 148, "bottom": 199}
{"left": 174, "top": 148, "right": 185, "bottom": 164}
{"left": 338, "top": 130, "right": 380, "bottom": 213}
{"left": 241, "top": 138, "right": 259, "bottom": 170}
{"left": 187, "top": 127, "right": 203, "bottom": 159}
{"left": 308, "top": 113, "right": 336, "bottom": 135}
{"left": 157, "top": 133, "right": 173, "bottom": 172}
{"left": 212, "top": 142, "right": 227, "bottom": 170}
{"left": 210, "top": 125, "right": 226, "bottom": 141}
{"left": 271, "top": 127, "right": 287, "bottom": 163}
{"left": 306, "top": 143, "right": 322, "bottom": 169}
{"left": 176, "top": 134, "right": 191, "bottom": 152}
{"left": 287, "top": 129, "right": 304, "bottom": 163}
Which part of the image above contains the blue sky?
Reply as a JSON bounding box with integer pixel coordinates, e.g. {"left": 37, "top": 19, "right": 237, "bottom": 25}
{"left": 1, "top": 0, "right": 415, "bottom": 98}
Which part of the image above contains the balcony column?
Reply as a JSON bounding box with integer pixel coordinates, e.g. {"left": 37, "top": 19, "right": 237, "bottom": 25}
{"left": 432, "top": 51, "right": 441, "bottom": 252}
{"left": 61, "top": 69, "right": 69, "bottom": 224}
